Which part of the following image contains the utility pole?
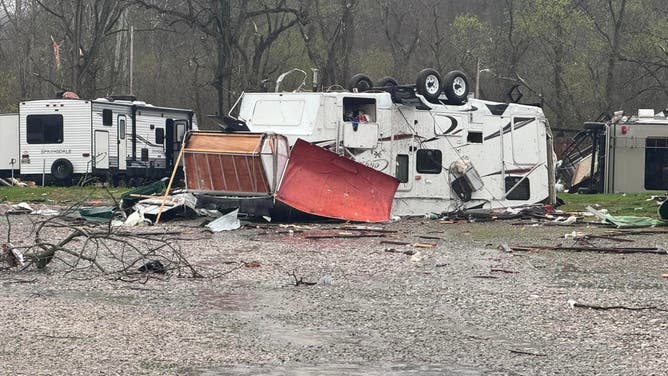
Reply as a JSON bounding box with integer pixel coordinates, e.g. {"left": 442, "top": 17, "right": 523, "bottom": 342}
{"left": 129, "top": 25, "right": 134, "bottom": 95}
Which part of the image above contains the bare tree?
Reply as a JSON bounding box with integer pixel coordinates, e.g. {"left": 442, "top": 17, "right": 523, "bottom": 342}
{"left": 298, "top": 0, "right": 357, "bottom": 87}
{"left": 134, "top": 0, "right": 305, "bottom": 115}
{"left": 33, "top": 0, "right": 127, "bottom": 97}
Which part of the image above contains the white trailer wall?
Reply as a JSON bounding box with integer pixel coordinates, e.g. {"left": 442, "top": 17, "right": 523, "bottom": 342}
{"left": 0, "top": 113, "right": 19, "bottom": 171}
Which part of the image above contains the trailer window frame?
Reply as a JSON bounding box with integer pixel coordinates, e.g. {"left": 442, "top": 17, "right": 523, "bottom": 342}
{"left": 644, "top": 137, "right": 668, "bottom": 190}
{"left": 505, "top": 176, "right": 531, "bottom": 200}
{"left": 396, "top": 154, "right": 409, "bottom": 183}
{"left": 102, "top": 109, "right": 113, "bottom": 126}
{"left": 26, "top": 114, "right": 64, "bottom": 144}
{"left": 416, "top": 149, "right": 442, "bottom": 174}
{"left": 155, "top": 128, "right": 165, "bottom": 145}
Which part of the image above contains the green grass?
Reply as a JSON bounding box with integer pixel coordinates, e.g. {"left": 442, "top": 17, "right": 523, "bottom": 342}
{"left": 0, "top": 186, "right": 130, "bottom": 205}
{"left": 558, "top": 192, "right": 666, "bottom": 217}
{"left": 0, "top": 185, "right": 664, "bottom": 218}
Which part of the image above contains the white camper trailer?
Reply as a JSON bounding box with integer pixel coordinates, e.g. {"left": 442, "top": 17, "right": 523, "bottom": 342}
{"left": 18, "top": 97, "right": 197, "bottom": 183}
{"left": 559, "top": 109, "right": 668, "bottom": 194}
{"left": 0, "top": 113, "right": 19, "bottom": 177}
{"left": 603, "top": 109, "right": 668, "bottom": 193}
{"left": 201, "top": 69, "right": 555, "bottom": 217}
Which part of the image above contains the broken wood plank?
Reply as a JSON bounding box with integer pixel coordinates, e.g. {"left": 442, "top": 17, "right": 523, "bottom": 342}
{"left": 509, "top": 244, "right": 666, "bottom": 255}
{"left": 418, "top": 235, "right": 443, "bottom": 240}
{"left": 414, "top": 242, "right": 437, "bottom": 248}
{"left": 491, "top": 268, "right": 519, "bottom": 274}
{"left": 305, "top": 233, "right": 386, "bottom": 239}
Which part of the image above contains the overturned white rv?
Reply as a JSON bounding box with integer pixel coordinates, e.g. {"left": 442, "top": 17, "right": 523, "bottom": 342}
{"left": 559, "top": 109, "right": 668, "bottom": 193}
{"left": 17, "top": 96, "right": 197, "bottom": 184}
{"left": 189, "top": 69, "right": 556, "bottom": 218}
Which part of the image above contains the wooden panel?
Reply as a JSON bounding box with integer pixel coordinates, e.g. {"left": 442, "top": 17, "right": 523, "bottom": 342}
{"left": 184, "top": 151, "right": 270, "bottom": 193}
{"left": 185, "top": 132, "right": 263, "bottom": 154}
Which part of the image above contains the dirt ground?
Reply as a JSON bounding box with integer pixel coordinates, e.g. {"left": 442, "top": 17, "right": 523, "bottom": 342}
{"left": 1, "top": 212, "right": 667, "bottom": 375}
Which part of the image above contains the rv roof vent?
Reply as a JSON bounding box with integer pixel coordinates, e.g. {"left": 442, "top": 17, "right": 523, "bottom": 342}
{"left": 133, "top": 101, "right": 148, "bottom": 106}
{"left": 95, "top": 97, "right": 110, "bottom": 102}
{"left": 637, "top": 109, "right": 654, "bottom": 118}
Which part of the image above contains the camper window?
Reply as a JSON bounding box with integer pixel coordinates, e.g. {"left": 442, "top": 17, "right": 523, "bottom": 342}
{"left": 118, "top": 116, "right": 126, "bottom": 139}
{"left": 26, "top": 114, "right": 63, "bottom": 144}
{"left": 644, "top": 138, "right": 668, "bottom": 190}
{"left": 505, "top": 176, "right": 530, "bottom": 200}
{"left": 155, "top": 128, "right": 165, "bottom": 144}
{"left": 103, "top": 109, "right": 112, "bottom": 126}
{"left": 416, "top": 149, "right": 442, "bottom": 174}
{"left": 174, "top": 120, "right": 187, "bottom": 142}
{"left": 343, "top": 97, "right": 376, "bottom": 122}
{"left": 467, "top": 131, "right": 483, "bottom": 144}
{"left": 396, "top": 154, "right": 409, "bottom": 183}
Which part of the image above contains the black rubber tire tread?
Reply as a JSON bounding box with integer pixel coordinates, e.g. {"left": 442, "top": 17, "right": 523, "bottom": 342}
{"left": 443, "top": 70, "right": 470, "bottom": 105}
{"left": 51, "top": 158, "right": 74, "bottom": 181}
{"left": 376, "top": 76, "right": 399, "bottom": 88}
{"left": 347, "top": 74, "right": 373, "bottom": 92}
{"left": 415, "top": 68, "right": 443, "bottom": 103}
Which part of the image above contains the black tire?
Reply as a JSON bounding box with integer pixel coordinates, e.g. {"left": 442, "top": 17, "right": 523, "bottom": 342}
{"left": 415, "top": 68, "right": 443, "bottom": 103}
{"left": 51, "top": 158, "right": 74, "bottom": 181}
{"left": 443, "top": 70, "right": 470, "bottom": 105}
{"left": 376, "top": 76, "right": 399, "bottom": 88}
{"left": 347, "top": 74, "right": 373, "bottom": 92}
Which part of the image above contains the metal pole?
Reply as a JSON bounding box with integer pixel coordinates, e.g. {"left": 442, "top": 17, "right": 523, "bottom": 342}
{"left": 475, "top": 58, "right": 480, "bottom": 99}
{"left": 129, "top": 25, "right": 134, "bottom": 95}
{"left": 10, "top": 158, "right": 15, "bottom": 184}
{"left": 42, "top": 159, "right": 45, "bottom": 187}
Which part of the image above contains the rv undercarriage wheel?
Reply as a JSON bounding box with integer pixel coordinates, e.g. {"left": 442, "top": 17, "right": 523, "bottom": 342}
{"left": 415, "top": 68, "right": 443, "bottom": 103}
{"left": 443, "top": 70, "right": 470, "bottom": 105}
{"left": 347, "top": 74, "right": 373, "bottom": 92}
{"left": 376, "top": 76, "right": 399, "bottom": 88}
{"left": 51, "top": 158, "right": 74, "bottom": 181}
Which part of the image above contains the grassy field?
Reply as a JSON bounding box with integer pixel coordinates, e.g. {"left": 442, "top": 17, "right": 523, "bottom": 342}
{"left": 557, "top": 192, "right": 666, "bottom": 217}
{"left": 0, "top": 186, "right": 130, "bottom": 205}
{"left": 0, "top": 185, "right": 665, "bottom": 218}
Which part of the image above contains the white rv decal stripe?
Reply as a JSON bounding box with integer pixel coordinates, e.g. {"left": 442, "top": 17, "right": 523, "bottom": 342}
{"left": 484, "top": 118, "right": 535, "bottom": 141}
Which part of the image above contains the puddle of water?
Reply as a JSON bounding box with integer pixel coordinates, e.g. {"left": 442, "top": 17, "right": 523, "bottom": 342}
{"left": 198, "top": 362, "right": 482, "bottom": 375}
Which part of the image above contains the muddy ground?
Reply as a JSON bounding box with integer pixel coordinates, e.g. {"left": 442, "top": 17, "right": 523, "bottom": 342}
{"left": 0, "top": 212, "right": 667, "bottom": 375}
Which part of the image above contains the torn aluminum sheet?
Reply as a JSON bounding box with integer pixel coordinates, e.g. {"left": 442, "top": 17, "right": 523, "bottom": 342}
{"left": 205, "top": 209, "right": 241, "bottom": 232}
{"left": 134, "top": 193, "right": 197, "bottom": 216}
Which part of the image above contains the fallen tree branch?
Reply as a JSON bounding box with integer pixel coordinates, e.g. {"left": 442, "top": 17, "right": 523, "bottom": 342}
{"left": 568, "top": 300, "right": 667, "bottom": 312}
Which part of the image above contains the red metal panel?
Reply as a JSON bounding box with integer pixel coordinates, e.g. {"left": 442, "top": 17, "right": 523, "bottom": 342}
{"left": 276, "top": 139, "right": 399, "bottom": 222}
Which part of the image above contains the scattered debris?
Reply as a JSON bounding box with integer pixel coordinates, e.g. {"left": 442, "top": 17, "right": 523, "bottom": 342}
{"left": 509, "top": 244, "right": 666, "bottom": 255}
{"left": 78, "top": 206, "right": 116, "bottom": 222}
{"left": 243, "top": 260, "right": 261, "bottom": 268}
{"left": 138, "top": 260, "right": 167, "bottom": 274}
{"left": 509, "top": 349, "right": 546, "bottom": 357}
{"left": 567, "top": 299, "right": 667, "bottom": 312}
{"left": 305, "top": 233, "right": 387, "bottom": 239}
{"left": 290, "top": 270, "right": 317, "bottom": 286}
{"left": 205, "top": 209, "right": 241, "bottom": 232}
{"left": 490, "top": 268, "right": 519, "bottom": 274}
{"left": 553, "top": 215, "right": 577, "bottom": 225}
{"left": 384, "top": 248, "right": 417, "bottom": 256}
{"left": 586, "top": 205, "right": 665, "bottom": 228}
{"left": 497, "top": 244, "right": 512, "bottom": 253}
{"left": 413, "top": 242, "right": 437, "bottom": 248}
{"left": 2, "top": 243, "right": 24, "bottom": 267}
